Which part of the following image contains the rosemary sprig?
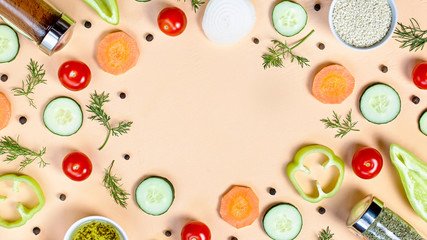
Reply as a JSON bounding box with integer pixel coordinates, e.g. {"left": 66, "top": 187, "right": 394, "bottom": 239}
{"left": 0, "top": 136, "right": 48, "bottom": 171}
{"left": 262, "top": 29, "right": 314, "bottom": 69}
{"left": 393, "top": 18, "right": 427, "bottom": 52}
{"left": 86, "top": 91, "right": 133, "bottom": 150}
{"left": 12, "top": 59, "right": 47, "bottom": 108}
{"left": 103, "top": 160, "right": 130, "bottom": 208}
{"left": 320, "top": 109, "right": 359, "bottom": 138}
{"left": 318, "top": 227, "right": 334, "bottom": 240}
{"left": 178, "top": 0, "right": 205, "bottom": 12}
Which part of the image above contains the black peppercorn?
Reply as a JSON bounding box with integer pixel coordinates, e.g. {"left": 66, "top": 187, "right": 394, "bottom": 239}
{"left": 268, "top": 187, "right": 276, "bottom": 195}
{"left": 318, "top": 206, "right": 326, "bottom": 215}
{"left": 314, "top": 3, "right": 321, "bottom": 11}
{"left": 146, "top": 34, "right": 154, "bottom": 42}
{"left": 253, "top": 38, "right": 259, "bottom": 44}
{"left": 1, "top": 74, "right": 8, "bottom": 82}
{"left": 59, "top": 193, "right": 66, "bottom": 201}
{"left": 318, "top": 43, "right": 325, "bottom": 50}
{"left": 124, "top": 154, "right": 130, "bottom": 160}
{"left": 411, "top": 96, "right": 420, "bottom": 104}
{"left": 84, "top": 21, "right": 92, "bottom": 29}
{"left": 19, "top": 116, "right": 27, "bottom": 125}
{"left": 33, "top": 227, "right": 41, "bottom": 235}
{"left": 165, "top": 230, "right": 172, "bottom": 237}
{"left": 380, "top": 65, "right": 388, "bottom": 73}
{"left": 230, "top": 236, "right": 238, "bottom": 240}
{"left": 119, "top": 92, "right": 126, "bottom": 99}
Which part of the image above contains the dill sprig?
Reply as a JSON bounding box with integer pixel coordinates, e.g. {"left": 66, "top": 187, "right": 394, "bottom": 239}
{"left": 393, "top": 18, "right": 427, "bottom": 52}
{"left": 320, "top": 110, "right": 359, "bottom": 138}
{"left": 178, "top": 0, "right": 205, "bottom": 12}
{"left": 86, "top": 91, "right": 133, "bottom": 150}
{"left": 103, "top": 160, "right": 130, "bottom": 208}
{"left": 0, "top": 136, "right": 48, "bottom": 171}
{"left": 318, "top": 227, "right": 334, "bottom": 240}
{"left": 262, "top": 29, "right": 314, "bottom": 69}
{"left": 12, "top": 59, "right": 47, "bottom": 108}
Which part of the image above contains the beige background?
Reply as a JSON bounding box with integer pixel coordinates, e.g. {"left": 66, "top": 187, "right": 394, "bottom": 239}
{"left": 0, "top": 0, "right": 426, "bottom": 239}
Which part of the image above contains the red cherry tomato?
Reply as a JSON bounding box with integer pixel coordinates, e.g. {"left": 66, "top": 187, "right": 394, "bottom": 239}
{"left": 352, "top": 147, "right": 383, "bottom": 179}
{"left": 181, "top": 221, "right": 211, "bottom": 240}
{"left": 157, "top": 7, "right": 187, "bottom": 37}
{"left": 62, "top": 152, "right": 92, "bottom": 181}
{"left": 412, "top": 62, "right": 427, "bottom": 90}
{"left": 58, "top": 61, "right": 91, "bottom": 91}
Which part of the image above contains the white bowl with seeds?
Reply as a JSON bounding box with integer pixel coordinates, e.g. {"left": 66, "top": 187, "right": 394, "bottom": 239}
{"left": 329, "top": 0, "right": 397, "bottom": 50}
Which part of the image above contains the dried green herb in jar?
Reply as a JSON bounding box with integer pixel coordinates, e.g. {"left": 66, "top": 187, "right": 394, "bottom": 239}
{"left": 347, "top": 195, "right": 425, "bottom": 240}
{"left": 71, "top": 220, "right": 120, "bottom": 240}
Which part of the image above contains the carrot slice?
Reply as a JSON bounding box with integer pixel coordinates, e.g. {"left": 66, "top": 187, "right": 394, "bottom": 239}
{"left": 0, "top": 92, "right": 11, "bottom": 130}
{"left": 97, "top": 31, "right": 140, "bottom": 75}
{"left": 312, "top": 64, "right": 355, "bottom": 104}
{"left": 219, "top": 185, "right": 259, "bottom": 229}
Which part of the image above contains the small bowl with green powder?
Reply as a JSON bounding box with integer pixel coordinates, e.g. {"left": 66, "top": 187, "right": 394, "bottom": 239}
{"left": 64, "top": 216, "right": 128, "bottom": 240}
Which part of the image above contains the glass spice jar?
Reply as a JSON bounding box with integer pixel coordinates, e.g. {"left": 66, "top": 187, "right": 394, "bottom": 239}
{"left": 347, "top": 195, "right": 425, "bottom": 240}
{"left": 0, "top": 0, "right": 74, "bottom": 55}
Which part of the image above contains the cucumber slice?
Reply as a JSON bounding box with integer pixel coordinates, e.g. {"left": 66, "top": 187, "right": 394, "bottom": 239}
{"left": 272, "top": 1, "right": 307, "bottom": 37}
{"left": 419, "top": 110, "right": 427, "bottom": 135}
{"left": 135, "top": 176, "right": 174, "bottom": 216}
{"left": 359, "top": 83, "right": 401, "bottom": 124}
{"left": 263, "top": 203, "right": 302, "bottom": 240}
{"left": 43, "top": 97, "right": 83, "bottom": 136}
{"left": 0, "top": 25, "right": 19, "bottom": 63}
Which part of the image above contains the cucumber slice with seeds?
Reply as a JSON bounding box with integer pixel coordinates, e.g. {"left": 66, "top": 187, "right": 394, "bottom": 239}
{"left": 43, "top": 97, "right": 83, "bottom": 136}
{"left": 135, "top": 176, "right": 174, "bottom": 216}
{"left": 418, "top": 110, "right": 427, "bottom": 135}
{"left": 263, "top": 203, "right": 302, "bottom": 240}
{"left": 0, "top": 25, "right": 20, "bottom": 63}
{"left": 272, "top": 1, "right": 307, "bottom": 37}
{"left": 359, "top": 83, "right": 401, "bottom": 124}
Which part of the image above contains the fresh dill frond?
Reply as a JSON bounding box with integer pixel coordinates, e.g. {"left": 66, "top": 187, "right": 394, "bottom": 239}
{"left": 318, "top": 227, "right": 334, "bottom": 240}
{"left": 262, "top": 30, "right": 314, "bottom": 69}
{"left": 12, "top": 59, "right": 47, "bottom": 108}
{"left": 320, "top": 109, "right": 359, "bottom": 138}
{"left": 103, "top": 160, "right": 130, "bottom": 208}
{"left": 86, "top": 91, "right": 133, "bottom": 150}
{"left": 178, "top": 0, "right": 205, "bottom": 12}
{"left": 0, "top": 136, "right": 48, "bottom": 171}
{"left": 393, "top": 18, "right": 427, "bottom": 52}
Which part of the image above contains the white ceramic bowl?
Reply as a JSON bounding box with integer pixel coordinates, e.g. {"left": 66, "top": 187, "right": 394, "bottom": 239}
{"left": 64, "top": 216, "right": 128, "bottom": 240}
{"left": 328, "top": 0, "right": 398, "bottom": 51}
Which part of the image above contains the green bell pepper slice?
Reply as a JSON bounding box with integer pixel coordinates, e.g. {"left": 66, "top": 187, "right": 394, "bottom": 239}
{"left": 286, "top": 145, "right": 345, "bottom": 203}
{"left": 390, "top": 143, "right": 427, "bottom": 222}
{"left": 0, "top": 174, "right": 45, "bottom": 228}
{"left": 82, "top": 0, "right": 119, "bottom": 25}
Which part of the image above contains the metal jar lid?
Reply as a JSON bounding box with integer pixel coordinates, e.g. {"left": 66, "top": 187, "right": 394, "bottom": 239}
{"left": 347, "top": 195, "right": 384, "bottom": 234}
{"left": 39, "top": 14, "right": 75, "bottom": 55}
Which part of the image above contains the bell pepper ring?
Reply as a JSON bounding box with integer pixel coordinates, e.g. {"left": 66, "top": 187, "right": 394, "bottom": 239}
{"left": 0, "top": 174, "right": 45, "bottom": 228}
{"left": 286, "top": 145, "right": 345, "bottom": 203}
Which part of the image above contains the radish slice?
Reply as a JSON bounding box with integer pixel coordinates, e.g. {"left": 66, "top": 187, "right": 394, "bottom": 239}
{"left": 202, "top": 0, "right": 256, "bottom": 45}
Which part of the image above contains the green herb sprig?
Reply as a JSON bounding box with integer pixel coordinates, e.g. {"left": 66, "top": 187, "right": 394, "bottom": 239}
{"left": 262, "top": 29, "right": 314, "bottom": 69}
{"left": 393, "top": 18, "right": 427, "bottom": 52}
{"left": 321, "top": 110, "right": 359, "bottom": 138}
{"left": 12, "top": 59, "right": 47, "bottom": 108}
{"left": 318, "top": 227, "right": 334, "bottom": 240}
{"left": 0, "top": 136, "right": 48, "bottom": 171}
{"left": 178, "top": 0, "right": 205, "bottom": 12}
{"left": 86, "top": 91, "right": 133, "bottom": 150}
{"left": 103, "top": 160, "right": 130, "bottom": 208}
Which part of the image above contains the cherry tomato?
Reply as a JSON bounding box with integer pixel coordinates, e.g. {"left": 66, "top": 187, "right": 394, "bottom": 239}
{"left": 62, "top": 152, "right": 92, "bottom": 181}
{"left": 58, "top": 60, "right": 91, "bottom": 91}
{"left": 181, "top": 221, "right": 211, "bottom": 240}
{"left": 352, "top": 147, "right": 383, "bottom": 179}
{"left": 412, "top": 62, "right": 427, "bottom": 90}
{"left": 157, "top": 7, "right": 187, "bottom": 37}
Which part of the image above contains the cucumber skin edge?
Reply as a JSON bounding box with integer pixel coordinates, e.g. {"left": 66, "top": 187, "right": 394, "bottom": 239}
{"left": 262, "top": 203, "right": 303, "bottom": 240}
{"left": 135, "top": 176, "right": 175, "bottom": 216}
{"left": 0, "top": 25, "right": 20, "bottom": 64}
{"left": 43, "top": 97, "right": 83, "bottom": 137}
{"left": 272, "top": 1, "right": 308, "bottom": 37}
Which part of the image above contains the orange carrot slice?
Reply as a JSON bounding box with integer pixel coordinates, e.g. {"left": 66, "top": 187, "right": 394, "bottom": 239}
{"left": 97, "top": 31, "right": 140, "bottom": 75}
{"left": 312, "top": 64, "right": 355, "bottom": 104}
{"left": 219, "top": 185, "right": 259, "bottom": 229}
{"left": 0, "top": 92, "right": 11, "bottom": 130}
